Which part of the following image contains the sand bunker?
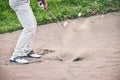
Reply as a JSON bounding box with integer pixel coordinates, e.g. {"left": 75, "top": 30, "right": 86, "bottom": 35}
{"left": 0, "top": 12, "right": 120, "bottom": 80}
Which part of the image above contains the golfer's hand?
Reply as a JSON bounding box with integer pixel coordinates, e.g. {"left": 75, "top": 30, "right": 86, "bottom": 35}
{"left": 44, "top": 3, "right": 47, "bottom": 10}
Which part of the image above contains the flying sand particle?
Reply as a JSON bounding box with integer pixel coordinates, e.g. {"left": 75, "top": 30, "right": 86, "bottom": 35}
{"left": 63, "top": 21, "right": 68, "bottom": 27}
{"left": 78, "top": 12, "right": 82, "bottom": 17}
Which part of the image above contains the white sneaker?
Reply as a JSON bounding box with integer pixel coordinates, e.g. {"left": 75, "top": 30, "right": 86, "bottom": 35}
{"left": 27, "top": 50, "right": 41, "bottom": 58}
{"left": 9, "top": 56, "right": 29, "bottom": 64}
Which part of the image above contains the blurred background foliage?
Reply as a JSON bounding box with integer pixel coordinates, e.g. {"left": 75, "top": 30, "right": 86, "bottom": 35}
{"left": 0, "top": 0, "right": 120, "bottom": 33}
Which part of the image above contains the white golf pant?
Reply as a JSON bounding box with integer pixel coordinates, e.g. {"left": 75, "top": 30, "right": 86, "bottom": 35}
{"left": 9, "top": 0, "right": 37, "bottom": 57}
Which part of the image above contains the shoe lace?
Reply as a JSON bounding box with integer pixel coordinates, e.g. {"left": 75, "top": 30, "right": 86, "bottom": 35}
{"left": 14, "top": 56, "right": 23, "bottom": 61}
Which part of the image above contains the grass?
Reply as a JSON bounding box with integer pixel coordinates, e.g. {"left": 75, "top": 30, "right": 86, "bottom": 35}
{"left": 0, "top": 0, "right": 120, "bottom": 33}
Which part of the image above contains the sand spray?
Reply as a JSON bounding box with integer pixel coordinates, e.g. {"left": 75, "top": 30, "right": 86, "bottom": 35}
{"left": 54, "top": 18, "right": 91, "bottom": 61}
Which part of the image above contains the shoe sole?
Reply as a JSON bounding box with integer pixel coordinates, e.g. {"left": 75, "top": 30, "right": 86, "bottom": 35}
{"left": 9, "top": 60, "right": 29, "bottom": 64}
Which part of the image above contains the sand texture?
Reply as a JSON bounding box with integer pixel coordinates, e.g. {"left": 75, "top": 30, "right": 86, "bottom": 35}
{"left": 0, "top": 12, "right": 120, "bottom": 80}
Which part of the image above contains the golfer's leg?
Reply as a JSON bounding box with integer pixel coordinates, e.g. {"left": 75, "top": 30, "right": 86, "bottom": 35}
{"left": 12, "top": 5, "right": 37, "bottom": 57}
